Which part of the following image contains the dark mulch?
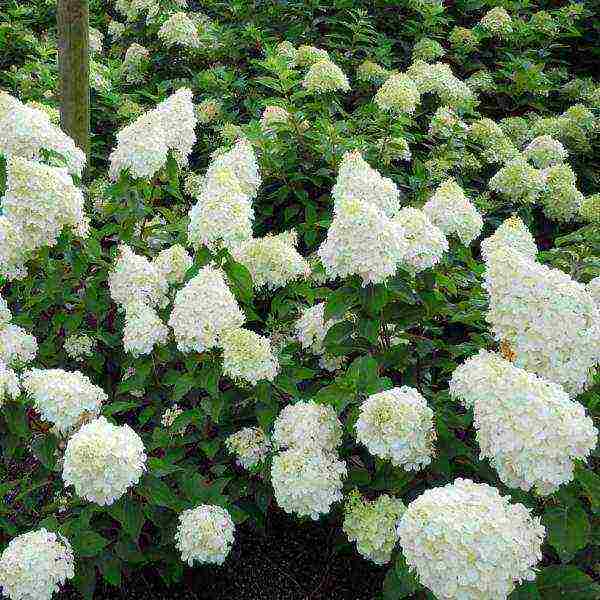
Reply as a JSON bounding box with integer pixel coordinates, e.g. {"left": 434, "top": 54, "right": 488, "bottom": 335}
{"left": 64, "top": 508, "right": 386, "bottom": 600}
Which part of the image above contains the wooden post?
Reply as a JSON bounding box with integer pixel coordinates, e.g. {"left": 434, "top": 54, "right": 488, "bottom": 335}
{"left": 57, "top": 0, "right": 90, "bottom": 162}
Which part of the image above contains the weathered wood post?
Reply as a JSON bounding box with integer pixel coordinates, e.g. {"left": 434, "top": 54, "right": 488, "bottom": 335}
{"left": 57, "top": 0, "right": 90, "bottom": 161}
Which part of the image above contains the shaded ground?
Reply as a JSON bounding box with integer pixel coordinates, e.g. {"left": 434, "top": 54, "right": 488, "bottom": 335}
{"left": 65, "top": 508, "right": 386, "bottom": 600}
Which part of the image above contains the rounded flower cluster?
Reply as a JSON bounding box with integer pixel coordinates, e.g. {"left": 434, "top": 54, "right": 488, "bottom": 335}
{"left": 483, "top": 246, "right": 600, "bottom": 395}
{"left": 158, "top": 12, "right": 200, "bottom": 48}
{"left": 318, "top": 196, "right": 408, "bottom": 285}
{"left": 523, "top": 135, "right": 568, "bottom": 168}
{"left": 153, "top": 244, "right": 193, "bottom": 285}
{"left": 0, "top": 528, "right": 74, "bottom": 600}
{"left": 168, "top": 266, "right": 245, "bottom": 353}
{"left": 296, "top": 45, "right": 330, "bottom": 66}
{"left": 175, "top": 505, "right": 235, "bottom": 565}
{"left": 230, "top": 231, "right": 310, "bottom": 291}
{"left": 220, "top": 328, "right": 279, "bottom": 385}
{"left": 374, "top": 73, "right": 420, "bottom": 114}
{"left": 580, "top": 194, "right": 600, "bottom": 223}
{"left": 466, "top": 70, "right": 495, "bottom": 93}
{"left": 21, "top": 368, "right": 107, "bottom": 435}
{"left": 356, "top": 60, "right": 389, "bottom": 84}
{"left": 428, "top": 106, "right": 467, "bottom": 139}
{"left": 395, "top": 207, "right": 448, "bottom": 272}
{"left": 225, "top": 427, "right": 271, "bottom": 469}
{"left": 259, "top": 105, "right": 290, "bottom": 133}
{"left": 489, "top": 158, "right": 546, "bottom": 204}
{"left": 271, "top": 447, "right": 346, "bottom": 519}
{"left": 397, "top": 479, "right": 545, "bottom": 600}
{"left": 332, "top": 151, "right": 400, "bottom": 217}
{"left": 273, "top": 401, "right": 343, "bottom": 453}
{"left": 161, "top": 404, "right": 184, "bottom": 430}
{"left": 468, "top": 118, "right": 519, "bottom": 165}
{"left": 0, "top": 323, "right": 38, "bottom": 368}
{"left": 109, "top": 245, "right": 168, "bottom": 309}
{"left": 407, "top": 61, "right": 476, "bottom": 110}
{"left": 63, "top": 333, "right": 95, "bottom": 360}
{"left": 275, "top": 41, "right": 299, "bottom": 64}
{"left": 0, "top": 92, "right": 85, "bottom": 176}
{"left": 538, "top": 164, "right": 583, "bottom": 223}
{"left": 2, "top": 156, "right": 89, "bottom": 253}
{"left": 423, "top": 178, "right": 483, "bottom": 245}
{"left": 302, "top": 60, "right": 350, "bottom": 94}
{"left": 355, "top": 386, "right": 436, "bottom": 470}
{"left": 412, "top": 37, "right": 445, "bottom": 62}
{"left": 480, "top": 216, "right": 537, "bottom": 262}
{"left": 62, "top": 416, "right": 147, "bottom": 505}
{"left": 109, "top": 88, "right": 197, "bottom": 181}
{"left": 479, "top": 7, "right": 513, "bottom": 37}
{"left": 449, "top": 26, "right": 479, "bottom": 52}
{"left": 343, "top": 491, "right": 405, "bottom": 565}
{"left": 450, "top": 350, "right": 598, "bottom": 495}
{"left": 122, "top": 43, "right": 149, "bottom": 84}
{"left": 0, "top": 361, "right": 20, "bottom": 406}
{"left": 188, "top": 139, "right": 259, "bottom": 251}
{"left": 123, "top": 302, "right": 170, "bottom": 356}
{"left": 295, "top": 303, "right": 340, "bottom": 355}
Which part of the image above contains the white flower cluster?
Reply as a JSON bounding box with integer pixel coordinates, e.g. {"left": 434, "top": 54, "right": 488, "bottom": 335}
{"left": 123, "top": 43, "right": 149, "bottom": 84}
{"left": 395, "top": 207, "right": 448, "bottom": 272}
{"left": 0, "top": 299, "right": 37, "bottom": 369}
{"left": 89, "top": 26, "right": 103, "bottom": 55}
{"left": 538, "top": 163, "right": 583, "bottom": 223}
{"left": 109, "top": 88, "right": 197, "bottom": 180}
{"left": 168, "top": 265, "right": 244, "bottom": 353}
{"left": 450, "top": 350, "right": 598, "bottom": 494}
{"left": 21, "top": 368, "right": 107, "bottom": 435}
{"left": 469, "top": 118, "right": 519, "bottom": 165}
{"left": 302, "top": 60, "right": 350, "bottom": 94}
{"left": 0, "top": 156, "right": 89, "bottom": 279}
{"left": 175, "top": 505, "right": 235, "bottom": 565}
{"left": 343, "top": 491, "right": 405, "bottom": 565}
{"left": 407, "top": 61, "right": 476, "bottom": 109}
{"left": 296, "top": 45, "right": 329, "bottom": 66}
{"left": 0, "top": 92, "right": 85, "bottom": 176}
{"left": 260, "top": 105, "right": 290, "bottom": 133}
{"left": 230, "top": 230, "right": 310, "bottom": 291}
{"left": 63, "top": 333, "right": 95, "bottom": 360}
{"left": 523, "top": 135, "right": 568, "bottom": 168}
{"left": 332, "top": 151, "right": 400, "bottom": 217}
{"left": 428, "top": 106, "right": 467, "bottom": 138}
{"left": 355, "top": 386, "right": 436, "bottom": 470}
{"left": 295, "top": 302, "right": 339, "bottom": 355}
{"left": 62, "top": 416, "right": 147, "bottom": 505}
{"left": 0, "top": 528, "right": 74, "bottom": 600}
{"left": 318, "top": 196, "right": 408, "bottom": 285}
{"left": 158, "top": 12, "right": 200, "bottom": 48}
{"left": 187, "top": 139, "right": 258, "bottom": 251}
{"left": 480, "top": 216, "right": 537, "bottom": 262}
{"left": 0, "top": 360, "right": 20, "bottom": 406}
{"left": 397, "top": 479, "right": 545, "bottom": 600}
{"left": 273, "top": 401, "right": 343, "bottom": 453}
{"left": 161, "top": 404, "right": 184, "bottom": 430}
{"left": 489, "top": 158, "right": 547, "bottom": 204}
{"left": 480, "top": 7, "right": 513, "bottom": 37}
{"left": 225, "top": 426, "right": 271, "bottom": 469}
{"left": 483, "top": 245, "right": 600, "bottom": 394}
{"left": 271, "top": 446, "right": 346, "bottom": 520}
{"left": 153, "top": 244, "right": 193, "bottom": 285}
{"left": 219, "top": 328, "right": 279, "bottom": 385}
{"left": 423, "top": 178, "right": 483, "bottom": 245}
{"left": 122, "top": 301, "right": 170, "bottom": 357}
{"left": 374, "top": 73, "right": 421, "bottom": 114}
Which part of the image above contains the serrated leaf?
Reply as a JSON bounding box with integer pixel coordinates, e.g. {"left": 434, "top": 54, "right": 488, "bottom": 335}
{"left": 576, "top": 465, "right": 600, "bottom": 514}
{"left": 537, "top": 566, "right": 600, "bottom": 599}
{"left": 543, "top": 502, "right": 589, "bottom": 561}
{"left": 108, "top": 497, "right": 145, "bottom": 540}
{"left": 324, "top": 287, "right": 358, "bottom": 320}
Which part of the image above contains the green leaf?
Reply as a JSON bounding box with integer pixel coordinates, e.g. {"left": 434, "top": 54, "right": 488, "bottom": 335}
{"left": 3, "top": 402, "right": 29, "bottom": 438}
{"left": 537, "top": 566, "right": 600, "bottom": 599}
{"left": 315, "top": 383, "right": 354, "bottom": 413}
{"left": 225, "top": 260, "right": 254, "bottom": 302}
{"left": 108, "top": 497, "right": 145, "bottom": 540}
{"left": 102, "top": 401, "right": 139, "bottom": 416}
{"left": 71, "top": 530, "right": 109, "bottom": 558}
{"left": 510, "top": 581, "right": 541, "bottom": 599}
{"left": 97, "top": 553, "right": 122, "bottom": 586}
{"left": 576, "top": 465, "right": 600, "bottom": 513}
{"left": 138, "top": 475, "right": 183, "bottom": 511}
{"left": 72, "top": 559, "right": 96, "bottom": 600}
{"left": 324, "top": 287, "right": 358, "bottom": 320}
{"left": 360, "top": 284, "right": 389, "bottom": 315}
{"left": 543, "top": 502, "right": 589, "bottom": 561}
{"left": 347, "top": 356, "right": 380, "bottom": 392}
{"left": 382, "top": 554, "right": 420, "bottom": 599}
{"left": 30, "top": 434, "right": 57, "bottom": 470}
